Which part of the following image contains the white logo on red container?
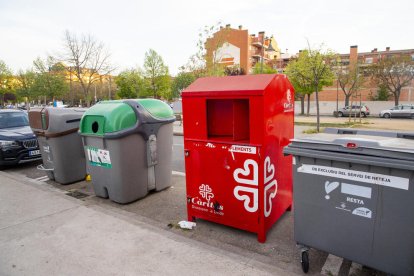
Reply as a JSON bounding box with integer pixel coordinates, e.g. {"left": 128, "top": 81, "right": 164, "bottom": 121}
{"left": 199, "top": 184, "right": 214, "bottom": 201}
{"left": 232, "top": 156, "right": 278, "bottom": 216}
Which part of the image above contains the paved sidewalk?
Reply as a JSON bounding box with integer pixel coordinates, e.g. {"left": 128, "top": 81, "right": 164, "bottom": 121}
{"left": 173, "top": 121, "right": 183, "bottom": 136}
{"left": 0, "top": 172, "right": 293, "bottom": 276}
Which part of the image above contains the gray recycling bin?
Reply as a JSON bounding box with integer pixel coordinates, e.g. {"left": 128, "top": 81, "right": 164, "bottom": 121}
{"left": 79, "top": 99, "right": 175, "bottom": 204}
{"left": 28, "top": 107, "right": 87, "bottom": 184}
{"left": 284, "top": 129, "right": 414, "bottom": 275}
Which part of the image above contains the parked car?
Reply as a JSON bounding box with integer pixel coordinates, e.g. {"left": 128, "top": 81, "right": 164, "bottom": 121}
{"left": 379, "top": 104, "right": 414, "bottom": 119}
{"left": 337, "top": 105, "right": 370, "bottom": 117}
{"left": 0, "top": 110, "right": 41, "bottom": 166}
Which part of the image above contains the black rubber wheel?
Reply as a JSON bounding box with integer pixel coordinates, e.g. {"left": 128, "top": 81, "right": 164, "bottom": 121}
{"left": 384, "top": 113, "right": 391, "bottom": 119}
{"left": 338, "top": 111, "right": 343, "bottom": 117}
{"left": 361, "top": 112, "right": 367, "bottom": 118}
{"left": 301, "top": 251, "right": 309, "bottom": 273}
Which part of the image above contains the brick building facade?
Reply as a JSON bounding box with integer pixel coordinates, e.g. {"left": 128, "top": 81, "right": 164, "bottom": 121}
{"left": 205, "top": 24, "right": 282, "bottom": 74}
{"left": 315, "top": 46, "right": 414, "bottom": 102}
{"left": 205, "top": 25, "right": 413, "bottom": 103}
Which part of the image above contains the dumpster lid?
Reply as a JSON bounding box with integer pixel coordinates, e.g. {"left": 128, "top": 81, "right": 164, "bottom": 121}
{"left": 80, "top": 99, "right": 174, "bottom": 136}
{"left": 287, "top": 132, "right": 414, "bottom": 161}
{"left": 182, "top": 74, "right": 284, "bottom": 96}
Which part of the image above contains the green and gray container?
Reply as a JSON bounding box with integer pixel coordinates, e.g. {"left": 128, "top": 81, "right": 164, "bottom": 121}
{"left": 79, "top": 99, "right": 175, "bottom": 204}
{"left": 28, "top": 107, "right": 87, "bottom": 184}
{"left": 284, "top": 129, "right": 414, "bottom": 275}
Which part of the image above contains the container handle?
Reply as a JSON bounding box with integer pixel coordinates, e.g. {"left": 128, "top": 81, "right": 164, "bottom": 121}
{"left": 37, "top": 164, "right": 54, "bottom": 171}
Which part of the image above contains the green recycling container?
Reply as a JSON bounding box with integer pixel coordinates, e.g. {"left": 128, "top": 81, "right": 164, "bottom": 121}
{"left": 79, "top": 99, "right": 175, "bottom": 204}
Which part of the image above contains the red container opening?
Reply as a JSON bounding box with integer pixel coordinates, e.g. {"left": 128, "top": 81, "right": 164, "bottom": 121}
{"left": 207, "top": 99, "right": 250, "bottom": 142}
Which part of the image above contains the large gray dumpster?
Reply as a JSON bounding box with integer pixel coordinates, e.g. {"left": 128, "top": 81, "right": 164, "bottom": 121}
{"left": 79, "top": 99, "right": 175, "bottom": 204}
{"left": 28, "top": 107, "right": 86, "bottom": 184}
{"left": 284, "top": 129, "right": 414, "bottom": 275}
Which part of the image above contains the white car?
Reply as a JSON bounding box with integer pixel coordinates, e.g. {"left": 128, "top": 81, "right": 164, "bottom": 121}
{"left": 379, "top": 105, "right": 414, "bottom": 119}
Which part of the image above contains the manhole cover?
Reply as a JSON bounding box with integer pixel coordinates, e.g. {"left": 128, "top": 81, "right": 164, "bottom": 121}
{"left": 66, "top": 190, "right": 89, "bottom": 199}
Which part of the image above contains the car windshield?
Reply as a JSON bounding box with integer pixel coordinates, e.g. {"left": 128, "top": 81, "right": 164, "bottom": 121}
{"left": 0, "top": 112, "right": 29, "bottom": 129}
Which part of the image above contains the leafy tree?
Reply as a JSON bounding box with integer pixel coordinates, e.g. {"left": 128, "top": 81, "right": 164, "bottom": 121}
{"left": 286, "top": 46, "right": 335, "bottom": 131}
{"left": 155, "top": 74, "right": 172, "bottom": 100}
{"left": 115, "top": 69, "right": 146, "bottom": 99}
{"left": 286, "top": 61, "right": 314, "bottom": 116}
{"left": 369, "top": 84, "right": 390, "bottom": 101}
{"left": 0, "top": 60, "right": 14, "bottom": 106}
{"left": 370, "top": 55, "right": 414, "bottom": 106}
{"left": 252, "top": 63, "right": 277, "bottom": 74}
{"left": 15, "top": 69, "right": 36, "bottom": 104}
{"left": 32, "top": 56, "right": 69, "bottom": 102}
{"left": 336, "top": 62, "right": 364, "bottom": 107}
{"left": 171, "top": 72, "right": 195, "bottom": 98}
{"left": 61, "top": 30, "right": 113, "bottom": 106}
{"left": 143, "top": 49, "right": 170, "bottom": 99}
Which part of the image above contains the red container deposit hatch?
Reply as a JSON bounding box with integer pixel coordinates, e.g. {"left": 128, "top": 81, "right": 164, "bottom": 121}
{"left": 182, "top": 74, "right": 294, "bottom": 242}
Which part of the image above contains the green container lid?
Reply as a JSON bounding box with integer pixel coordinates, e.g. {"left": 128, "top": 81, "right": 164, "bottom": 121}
{"left": 80, "top": 99, "right": 174, "bottom": 136}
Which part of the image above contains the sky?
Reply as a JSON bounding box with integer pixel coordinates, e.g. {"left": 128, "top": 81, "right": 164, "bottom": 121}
{"left": 0, "top": 0, "right": 413, "bottom": 76}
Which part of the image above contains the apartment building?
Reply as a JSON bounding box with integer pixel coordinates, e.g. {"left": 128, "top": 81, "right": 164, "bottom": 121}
{"left": 317, "top": 46, "right": 414, "bottom": 102}
{"left": 205, "top": 24, "right": 282, "bottom": 74}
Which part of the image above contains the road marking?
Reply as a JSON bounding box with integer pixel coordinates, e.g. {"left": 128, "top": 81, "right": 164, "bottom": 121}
{"left": 321, "top": 254, "right": 343, "bottom": 276}
{"left": 35, "top": 176, "right": 49, "bottom": 181}
{"left": 172, "top": 171, "right": 186, "bottom": 176}
{"left": 348, "top": 262, "right": 363, "bottom": 276}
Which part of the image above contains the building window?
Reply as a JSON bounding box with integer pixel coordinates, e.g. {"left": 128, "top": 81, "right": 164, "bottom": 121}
{"left": 365, "top": 57, "right": 373, "bottom": 64}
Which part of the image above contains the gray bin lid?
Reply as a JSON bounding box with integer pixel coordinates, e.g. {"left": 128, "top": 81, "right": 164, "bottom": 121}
{"left": 284, "top": 129, "right": 414, "bottom": 170}
{"left": 29, "top": 107, "right": 86, "bottom": 137}
{"left": 45, "top": 108, "right": 86, "bottom": 134}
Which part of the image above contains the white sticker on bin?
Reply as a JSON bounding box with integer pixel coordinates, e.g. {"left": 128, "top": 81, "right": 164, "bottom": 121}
{"left": 229, "top": 145, "right": 256, "bottom": 154}
{"left": 86, "top": 146, "right": 112, "bottom": 168}
{"left": 297, "top": 164, "right": 409, "bottom": 190}
{"left": 341, "top": 183, "right": 372, "bottom": 199}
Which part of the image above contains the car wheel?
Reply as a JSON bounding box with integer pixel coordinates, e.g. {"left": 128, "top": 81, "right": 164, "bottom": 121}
{"left": 361, "top": 112, "right": 367, "bottom": 118}
{"left": 384, "top": 113, "right": 391, "bottom": 119}
{"left": 338, "top": 111, "right": 344, "bottom": 117}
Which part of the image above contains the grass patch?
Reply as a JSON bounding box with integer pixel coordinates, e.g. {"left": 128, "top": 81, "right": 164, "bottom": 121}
{"left": 295, "top": 121, "right": 372, "bottom": 128}
{"left": 295, "top": 122, "right": 348, "bottom": 127}
{"left": 302, "top": 128, "right": 320, "bottom": 134}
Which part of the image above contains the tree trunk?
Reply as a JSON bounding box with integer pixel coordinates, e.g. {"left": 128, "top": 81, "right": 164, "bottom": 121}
{"left": 345, "top": 94, "right": 351, "bottom": 107}
{"left": 394, "top": 89, "right": 400, "bottom": 106}
{"left": 306, "top": 94, "right": 311, "bottom": 116}
{"left": 300, "top": 95, "right": 305, "bottom": 115}
{"left": 315, "top": 85, "right": 320, "bottom": 132}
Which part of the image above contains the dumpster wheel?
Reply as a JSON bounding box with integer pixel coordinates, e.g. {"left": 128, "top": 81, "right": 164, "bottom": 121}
{"left": 301, "top": 250, "right": 309, "bottom": 273}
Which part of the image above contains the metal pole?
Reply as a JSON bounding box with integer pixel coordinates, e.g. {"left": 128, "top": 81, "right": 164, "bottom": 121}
{"left": 108, "top": 76, "right": 112, "bottom": 100}
{"left": 260, "top": 33, "right": 264, "bottom": 74}
{"left": 336, "top": 79, "right": 339, "bottom": 117}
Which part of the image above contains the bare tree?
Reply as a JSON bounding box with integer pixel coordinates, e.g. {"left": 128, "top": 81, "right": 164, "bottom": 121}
{"left": 61, "top": 30, "right": 113, "bottom": 106}
{"left": 337, "top": 62, "right": 364, "bottom": 107}
{"left": 370, "top": 55, "right": 414, "bottom": 106}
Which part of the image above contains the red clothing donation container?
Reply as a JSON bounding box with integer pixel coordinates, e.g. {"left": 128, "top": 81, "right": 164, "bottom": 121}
{"left": 182, "top": 74, "right": 294, "bottom": 242}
